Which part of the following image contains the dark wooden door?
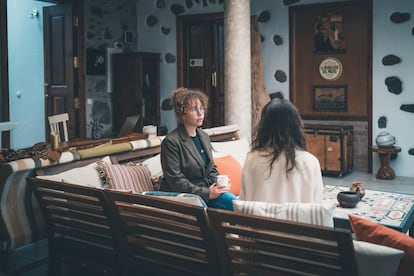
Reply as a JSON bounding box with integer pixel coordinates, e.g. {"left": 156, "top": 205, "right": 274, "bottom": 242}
{"left": 177, "top": 14, "right": 224, "bottom": 128}
{"left": 43, "top": 4, "right": 82, "bottom": 140}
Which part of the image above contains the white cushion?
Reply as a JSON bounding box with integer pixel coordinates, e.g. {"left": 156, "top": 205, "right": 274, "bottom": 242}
{"left": 232, "top": 200, "right": 335, "bottom": 227}
{"left": 142, "top": 154, "right": 162, "bottom": 178}
{"left": 36, "top": 156, "right": 111, "bottom": 188}
{"left": 211, "top": 137, "right": 250, "bottom": 166}
{"left": 353, "top": 240, "right": 404, "bottom": 276}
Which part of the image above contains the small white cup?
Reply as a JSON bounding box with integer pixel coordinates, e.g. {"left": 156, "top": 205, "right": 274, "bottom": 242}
{"left": 217, "top": 175, "right": 229, "bottom": 188}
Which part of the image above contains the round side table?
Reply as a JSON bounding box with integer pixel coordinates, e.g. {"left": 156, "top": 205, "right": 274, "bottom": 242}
{"left": 371, "top": 145, "right": 401, "bottom": 180}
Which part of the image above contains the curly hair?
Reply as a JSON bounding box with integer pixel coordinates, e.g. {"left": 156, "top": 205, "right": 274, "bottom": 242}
{"left": 170, "top": 87, "right": 209, "bottom": 121}
{"left": 251, "top": 98, "right": 307, "bottom": 176}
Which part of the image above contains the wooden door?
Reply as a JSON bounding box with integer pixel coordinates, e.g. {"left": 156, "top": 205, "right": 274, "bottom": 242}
{"left": 177, "top": 13, "right": 224, "bottom": 128}
{"left": 43, "top": 4, "right": 84, "bottom": 140}
{"left": 0, "top": 0, "right": 10, "bottom": 147}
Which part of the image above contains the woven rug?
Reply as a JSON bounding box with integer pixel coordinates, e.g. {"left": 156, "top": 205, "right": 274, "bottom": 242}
{"left": 323, "top": 185, "right": 414, "bottom": 229}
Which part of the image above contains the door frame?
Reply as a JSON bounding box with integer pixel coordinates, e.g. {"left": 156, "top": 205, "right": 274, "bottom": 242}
{"left": 0, "top": 0, "right": 11, "bottom": 147}
{"left": 176, "top": 12, "right": 225, "bottom": 128}
{"left": 43, "top": 2, "right": 86, "bottom": 140}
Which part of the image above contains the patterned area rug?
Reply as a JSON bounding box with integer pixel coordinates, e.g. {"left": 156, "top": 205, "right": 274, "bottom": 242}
{"left": 323, "top": 185, "right": 414, "bottom": 229}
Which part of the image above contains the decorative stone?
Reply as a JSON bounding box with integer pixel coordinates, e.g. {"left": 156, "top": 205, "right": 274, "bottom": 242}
{"left": 378, "top": 116, "right": 387, "bottom": 129}
{"left": 274, "top": 70, "right": 287, "bottom": 83}
{"left": 171, "top": 4, "right": 185, "bottom": 15}
{"left": 258, "top": 11, "right": 271, "bottom": 23}
{"left": 269, "top": 92, "right": 284, "bottom": 100}
{"left": 165, "top": 53, "right": 176, "bottom": 64}
{"left": 202, "top": 0, "right": 207, "bottom": 7}
{"left": 219, "top": 0, "right": 224, "bottom": 4}
{"left": 209, "top": 0, "right": 216, "bottom": 3}
{"left": 283, "top": 0, "right": 300, "bottom": 6}
{"left": 146, "top": 15, "right": 158, "bottom": 27}
{"left": 261, "top": 34, "right": 265, "bottom": 42}
{"left": 400, "top": 104, "right": 414, "bottom": 113}
{"left": 382, "top": 55, "right": 401, "bottom": 66}
{"left": 161, "top": 98, "right": 172, "bottom": 110}
{"left": 390, "top": 12, "right": 410, "bottom": 23}
{"left": 185, "top": 0, "right": 193, "bottom": 9}
{"left": 412, "top": 27, "right": 414, "bottom": 36}
{"left": 385, "top": 76, "right": 402, "bottom": 95}
{"left": 161, "top": 26, "right": 171, "bottom": 35}
{"left": 273, "top": 34, "right": 283, "bottom": 46}
{"left": 156, "top": 0, "right": 165, "bottom": 9}
{"left": 408, "top": 148, "right": 414, "bottom": 155}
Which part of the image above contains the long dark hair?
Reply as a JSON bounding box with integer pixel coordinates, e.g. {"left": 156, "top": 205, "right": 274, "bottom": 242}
{"left": 251, "top": 98, "right": 307, "bottom": 176}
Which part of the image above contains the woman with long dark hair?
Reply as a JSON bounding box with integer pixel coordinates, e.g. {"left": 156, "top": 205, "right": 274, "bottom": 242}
{"left": 239, "top": 98, "right": 323, "bottom": 203}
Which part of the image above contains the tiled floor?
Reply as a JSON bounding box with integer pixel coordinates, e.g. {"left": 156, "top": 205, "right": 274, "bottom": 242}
{"left": 5, "top": 170, "right": 414, "bottom": 276}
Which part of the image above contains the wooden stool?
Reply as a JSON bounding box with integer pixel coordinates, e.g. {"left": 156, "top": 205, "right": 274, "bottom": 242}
{"left": 371, "top": 146, "right": 401, "bottom": 180}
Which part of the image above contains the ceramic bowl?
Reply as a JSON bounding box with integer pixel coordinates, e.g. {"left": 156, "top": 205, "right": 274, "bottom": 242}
{"left": 337, "top": 191, "right": 360, "bottom": 208}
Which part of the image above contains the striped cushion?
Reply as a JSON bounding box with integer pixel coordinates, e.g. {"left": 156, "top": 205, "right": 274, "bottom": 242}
{"left": 233, "top": 200, "right": 335, "bottom": 227}
{"left": 97, "top": 162, "right": 154, "bottom": 193}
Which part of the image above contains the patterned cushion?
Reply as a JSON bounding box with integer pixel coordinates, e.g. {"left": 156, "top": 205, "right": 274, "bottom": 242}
{"left": 97, "top": 162, "right": 154, "bottom": 193}
{"left": 232, "top": 200, "right": 335, "bottom": 227}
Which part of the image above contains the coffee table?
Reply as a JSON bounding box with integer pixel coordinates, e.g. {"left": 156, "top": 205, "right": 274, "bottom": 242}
{"left": 323, "top": 185, "right": 414, "bottom": 237}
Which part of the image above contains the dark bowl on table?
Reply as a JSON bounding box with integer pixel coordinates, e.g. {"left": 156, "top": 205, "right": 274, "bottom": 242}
{"left": 337, "top": 191, "right": 360, "bottom": 208}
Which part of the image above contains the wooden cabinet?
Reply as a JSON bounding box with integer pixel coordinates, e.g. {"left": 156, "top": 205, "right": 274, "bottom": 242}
{"left": 112, "top": 52, "right": 160, "bottom": 134}
{"left": 305, "top": 124, "right": 353, "bottom": 178}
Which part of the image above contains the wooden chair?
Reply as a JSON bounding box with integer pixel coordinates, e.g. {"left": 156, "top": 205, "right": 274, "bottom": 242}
{"left": 48, "top": 113, "right": 69, "bottom": 142}
{"left": 104, "top": 189, "right": 220, "bottom": 276}
{"left": 29, "top": 178, "right": 122, "bottom": 276}
{"left": 207, "top": 208, "right": 358, "bottom": 276}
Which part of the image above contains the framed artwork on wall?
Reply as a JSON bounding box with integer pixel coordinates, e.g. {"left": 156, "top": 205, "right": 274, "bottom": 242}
{"left": 313, "top": 85, "right": 347, "bottom": 112}
{"left": 314, "top": 13, "right": 346, "bottom": 54}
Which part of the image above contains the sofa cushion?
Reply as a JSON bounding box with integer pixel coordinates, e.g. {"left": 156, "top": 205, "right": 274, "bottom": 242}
{"left": 349, "top": 214, "right": 414, "bottom": 276}
{"left": 142, "top": 191, "right": 207, "bottom": 207}
{"left": 233, "top": 200, "right": 335, "bottom": 227}
{"left": 214, "top": 155, "right": 241, "bottom": 196}
{"left": 353, "top": 240, "right": 404, "bottom": 276}
{"left": 142, "top": 154, "right": 162, "bottom": 178}
{"left": 36, "top": 156, "right": 111, "bottom": 188}
{"left": 97, "top": 162, "right": 154, "bottom": 193}
{"left": 211, "top": 137, "right": 249, "bottom": 166}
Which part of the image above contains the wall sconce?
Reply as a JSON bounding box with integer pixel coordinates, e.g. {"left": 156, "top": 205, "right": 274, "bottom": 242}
{"left": 29, "top": 9, "right": 39, "bottom": 19}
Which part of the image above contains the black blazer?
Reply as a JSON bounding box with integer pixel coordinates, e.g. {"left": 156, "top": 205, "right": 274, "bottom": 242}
{"left": 160, "top": 124, "right": 218, "bottom": 202}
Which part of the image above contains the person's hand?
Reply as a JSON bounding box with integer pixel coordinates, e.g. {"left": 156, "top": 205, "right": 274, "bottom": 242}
{"left": 209, "top": 182, "right": 231, "bottom": 199}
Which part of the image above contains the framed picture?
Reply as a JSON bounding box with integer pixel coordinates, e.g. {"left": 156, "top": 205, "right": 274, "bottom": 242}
{"left": 313, "top": 85, "right": 347, "bottom": 111}
{"left": 86, "top": 48, "right": 106, "bottom": 75}
{"left": 314, "top": 13, "right": 346, "bottom": 54}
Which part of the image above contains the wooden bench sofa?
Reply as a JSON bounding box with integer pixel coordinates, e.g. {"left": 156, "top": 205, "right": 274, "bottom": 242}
{"left": 29, "top": 177, "right": 359, "bottom": 276}
{"left": 0, "top": 124, "right": 240, "bottom": 273}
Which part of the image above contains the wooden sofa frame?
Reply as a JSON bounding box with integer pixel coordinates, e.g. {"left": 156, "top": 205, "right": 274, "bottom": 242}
{"left": 29, "top": 176, "right": 358, "bottom": 276}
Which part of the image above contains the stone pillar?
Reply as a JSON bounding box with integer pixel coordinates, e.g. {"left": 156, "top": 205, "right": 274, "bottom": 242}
{"left": 224, "top": 0, "right": 251, "bottom": 142}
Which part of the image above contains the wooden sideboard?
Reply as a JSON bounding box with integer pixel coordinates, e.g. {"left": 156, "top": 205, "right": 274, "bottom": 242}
{"left": 305, "top": 124, "right": 353, "bottom": 178}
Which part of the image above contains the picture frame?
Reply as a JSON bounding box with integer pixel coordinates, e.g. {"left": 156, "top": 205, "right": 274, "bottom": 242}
{"left": 314, "top": 13, "right": 346, "bottom": 54}
{"left": 86, "top": 48, "right": 106, "bottom": 75}
{"left": 313, "top": 85, "right": 347, "bottom": 111}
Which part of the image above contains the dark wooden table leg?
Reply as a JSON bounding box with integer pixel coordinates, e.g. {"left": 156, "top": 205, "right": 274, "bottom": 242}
{"left": 376, "top": 152, "right": 396, "bottom": 180}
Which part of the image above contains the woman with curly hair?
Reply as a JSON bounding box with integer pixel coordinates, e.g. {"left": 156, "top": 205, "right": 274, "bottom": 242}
{"left": 160, "top": 87, "right": 237, "bottom": 210}
{"left": 239, "top": 98, "right": 323, "bottom": 203}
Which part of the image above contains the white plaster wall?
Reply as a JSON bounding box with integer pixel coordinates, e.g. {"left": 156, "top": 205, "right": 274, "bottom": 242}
{"left": 372, "top": 0, "right": 414, "bottom": 177}
{"left": 135, "top": 0, "right": 225, "bottom": 133}
{"left": 7, "top": 0, "right": 54, "bottom": 149}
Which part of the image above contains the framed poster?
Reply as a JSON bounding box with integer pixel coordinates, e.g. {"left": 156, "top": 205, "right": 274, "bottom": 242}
{"left": 313, "top": 85, "right": 347, "bottom": 111}
{"left": 314, "top": 13, "right": 346, "bottom": 54}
